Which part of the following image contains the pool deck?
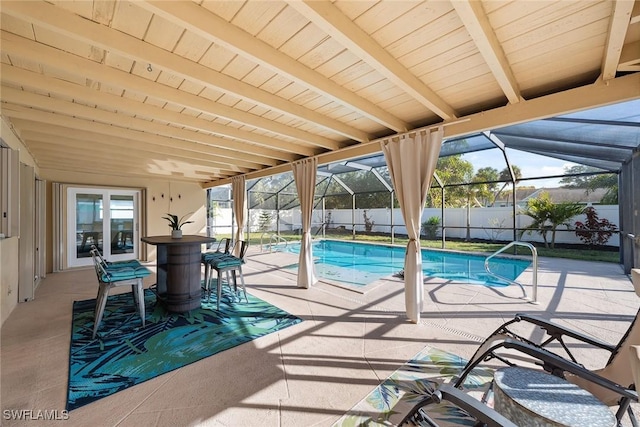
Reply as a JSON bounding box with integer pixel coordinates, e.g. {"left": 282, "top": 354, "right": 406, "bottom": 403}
{"left": 2, "top": 245, "right": 638, "bottom": 426}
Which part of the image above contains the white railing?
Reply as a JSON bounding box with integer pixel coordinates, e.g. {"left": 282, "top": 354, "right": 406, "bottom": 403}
{"left": 485, "top": 241, "right": 538, "bottom": 304}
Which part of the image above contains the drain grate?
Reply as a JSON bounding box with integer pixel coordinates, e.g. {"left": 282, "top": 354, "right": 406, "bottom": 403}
{"left": 316, "top": 285, "right": 486, "bottom": 343}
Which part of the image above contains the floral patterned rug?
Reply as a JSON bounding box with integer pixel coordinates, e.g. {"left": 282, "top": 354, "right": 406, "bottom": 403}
{"left": 67, "top": 286, "right": 302, "bottom": 411}
{"left": 333, "top": 346, "right": 494, "bottom": 426}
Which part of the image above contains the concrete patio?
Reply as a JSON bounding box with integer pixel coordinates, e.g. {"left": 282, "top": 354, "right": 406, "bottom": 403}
{"left": 2, "top": 247, "right": 638, "bottom": 426}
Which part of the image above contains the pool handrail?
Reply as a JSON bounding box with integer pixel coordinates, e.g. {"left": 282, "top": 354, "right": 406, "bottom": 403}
{"left": 260, "top": 232, "right": 288, "bottom": 253}
{"left": 485, "top": 241, "right": 538, "bottom": 304}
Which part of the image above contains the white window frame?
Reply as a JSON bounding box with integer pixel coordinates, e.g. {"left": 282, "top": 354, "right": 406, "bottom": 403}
{"left": 66, "top": 187, "right": 140, "bottom": 268}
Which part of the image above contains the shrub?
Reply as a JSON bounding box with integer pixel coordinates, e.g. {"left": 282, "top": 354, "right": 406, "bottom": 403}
{"left": 257, "top": 211, "right": 273, "bottom": 232}
{"left": 363, "top": 210, "right": 375, "bottom": 232}
{"left": 575, "top": 206, "right": 617, "bottom": 246}
{"left": 421, "top": 216, "right": 440, "bottom": 239}
{"left": 484, "top": 217, "right": 506, "bottom": 242}
{"left": 519, "top": 192, "right": 584, "bottom": 249}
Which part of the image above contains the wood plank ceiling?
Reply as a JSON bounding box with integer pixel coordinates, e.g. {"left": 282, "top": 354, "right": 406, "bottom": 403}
{"left": 1, "top": 0, "right": 639, "bottom": 186}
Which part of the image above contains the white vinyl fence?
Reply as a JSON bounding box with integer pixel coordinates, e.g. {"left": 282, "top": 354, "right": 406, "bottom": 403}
{"left": 215, "top": 205, "right": 621, "bottom": 247}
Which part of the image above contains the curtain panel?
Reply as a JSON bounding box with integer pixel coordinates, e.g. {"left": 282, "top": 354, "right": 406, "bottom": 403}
{"left": 292, "top": 157, "right": 318, "bottom": 288}
{"left": 232, "top": 175, "right": 246, "bottom": 257}
{"left": 381, "top": 129, "right": 443, "bottom": 323}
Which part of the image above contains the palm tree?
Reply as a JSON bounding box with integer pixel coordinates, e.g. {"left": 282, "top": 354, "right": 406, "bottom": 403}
{"left": 519, "top": 192, "right": 584, "bottom": 248}
{"left": 491, "top": 166, "right": 522, "bottom": 206}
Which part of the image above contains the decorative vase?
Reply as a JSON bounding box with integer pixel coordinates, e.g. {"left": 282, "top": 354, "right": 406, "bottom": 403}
{"left": 171, "top": 229, "right": 183, "bottom": 239}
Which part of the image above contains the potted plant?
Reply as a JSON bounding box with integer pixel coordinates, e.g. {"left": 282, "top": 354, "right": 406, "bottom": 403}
{"left": 163, "top": 213, "right": 194, "bottom": 238}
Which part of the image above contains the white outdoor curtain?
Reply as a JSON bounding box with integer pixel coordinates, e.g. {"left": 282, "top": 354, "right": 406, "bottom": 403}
{"left": 381, "top": 128, "right": 443, "bottom": 323}
{"left": 292, "top": 157, "right": 318, "bottom": 288}
{"left": 232, "top": 175, "right": 246, "bottom": 257}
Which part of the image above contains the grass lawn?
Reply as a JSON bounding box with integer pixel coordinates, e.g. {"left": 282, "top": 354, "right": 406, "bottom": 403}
{"left": 220, "top": 231, "right": 620, "bottom": 264}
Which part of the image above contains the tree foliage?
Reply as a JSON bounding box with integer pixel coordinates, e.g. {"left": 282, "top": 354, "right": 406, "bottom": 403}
{"left": 324, "top": 169, "right": 393, "bottom": 209}
{"left": 519, "top": 192, "right": 584, "bottom": 248}
{"left": 491, "top": 166, "right": 522, "bottom": 206}
{"left": 426, "top": 155, "right": 474, "bottom": 207}
{"left": 251, "top": 155, "right": 527, "bottom": 212}
{"left": 575, "top": 206, "right": 618, "bottom": 246}
{"left": 559, "top": 165, "right": 618, "bottom": 204}
{"left": 471, "top": 167, "right": 499, "bottom": 207}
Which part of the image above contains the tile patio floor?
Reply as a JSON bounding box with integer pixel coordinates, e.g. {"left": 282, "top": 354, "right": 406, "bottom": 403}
{"left": 2, "top": 246, "right": 638, "bottom": 426}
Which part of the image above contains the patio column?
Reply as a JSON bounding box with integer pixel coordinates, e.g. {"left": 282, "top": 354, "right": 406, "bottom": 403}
{"left": 232, "top": 175, "right": 246, "bottom": 257}
{"left": 381, "top": 128, "right": 443, "bottom": 323}
{"left": 292, "top": 158, "right": 318, "bottom": 288}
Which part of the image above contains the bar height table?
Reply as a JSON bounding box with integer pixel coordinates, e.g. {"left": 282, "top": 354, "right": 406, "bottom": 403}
{"left": 141, "top": 235, "right": 216, "bottom": 312}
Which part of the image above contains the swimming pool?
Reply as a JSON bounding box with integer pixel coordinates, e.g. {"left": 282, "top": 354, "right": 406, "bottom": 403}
{"left": 285, "top": 240, "right": 531, "bottom": 287}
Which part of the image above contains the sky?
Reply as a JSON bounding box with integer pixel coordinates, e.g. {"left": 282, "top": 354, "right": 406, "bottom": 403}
{"left": 463, "top": 148, "right": 578, "bottom": 188}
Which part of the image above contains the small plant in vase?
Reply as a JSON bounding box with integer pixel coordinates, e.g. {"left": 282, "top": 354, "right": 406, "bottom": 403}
{"left": 163, "top": 213, "right": 194, "bottom": 238}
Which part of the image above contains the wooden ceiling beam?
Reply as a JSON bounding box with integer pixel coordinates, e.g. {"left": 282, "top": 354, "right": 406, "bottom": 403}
{"left": 451, "top": 0, "right": 521, "bottom": 104}
{"left": 140, "top": 1, "right": 408, "bottom": 133}
{"left": 25, "top": 140, "right": 227, "bottom": 180}
{"left": 32, "top": 155, "right": 219, "bottom": 182}
{"left": 602, "top": 0, "right": 635, "bottom": 80}
{"left": 204, "top": 72, "right": 640, "bottom": 188}
{"left": 19, "top": 128, "right": 246, "bottom": 174}
{"left": 38, "top": 162, "right": 212, "bottom": 183}
{"left": 1, "top": 103, "right": 266, "bottom": 171}
{"left": 618, "top": 40, "right": 640, "bottom": 71}
{"left": 287, "top": 0, "right": 457, "bottom": 120}
{"left": 24, "top": 143, "right": 199, "bottom": 170}
{"left": 1, "top": 0, "right": 368, "bottom": 144}
{"left": 0, "top": 31, "right": 344, "bottom": 150}
{"left": 1, "top": 87, "right": 287, "bottom": 165}
{"left": 1, "top": 65, "right": 319, "bottom": 157}
{"left": 631, "top": 1, "right": 640, "bottom": 24}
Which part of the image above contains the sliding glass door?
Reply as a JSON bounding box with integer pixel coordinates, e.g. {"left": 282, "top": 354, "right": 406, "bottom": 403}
{"left": 67, "top": 188, "right": 139, "bottom": 267}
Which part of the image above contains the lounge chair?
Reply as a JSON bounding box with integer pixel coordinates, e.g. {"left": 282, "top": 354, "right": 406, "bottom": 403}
{"left": 449, "top": 268, "right": 640, "bottom": 426}
{"left": 399, "top": 384, "right": 516, "bottom": 426}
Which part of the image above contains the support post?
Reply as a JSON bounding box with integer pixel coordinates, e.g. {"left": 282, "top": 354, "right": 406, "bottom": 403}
{"left": 352, "top": 194, "right": 356, "bottom": 240}
{"left": 390, "top": 190, "right": 394, "bottom": 244}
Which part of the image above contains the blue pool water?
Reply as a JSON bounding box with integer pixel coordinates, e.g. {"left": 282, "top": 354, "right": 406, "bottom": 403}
{"left": 285, "top": 240, "right": 531, "bottom": 287}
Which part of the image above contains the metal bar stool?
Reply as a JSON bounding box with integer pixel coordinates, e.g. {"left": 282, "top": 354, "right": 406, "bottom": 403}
{"left": 206, "top": 240, "right": 249, "bottom": 309}
{"left": 90, "top": 248, "right": 151, "bottom": 339}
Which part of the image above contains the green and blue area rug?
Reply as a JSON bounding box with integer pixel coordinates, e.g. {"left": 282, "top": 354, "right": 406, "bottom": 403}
{"left": 333, "top": 346, "right": 494, "bottom": 426}
{"left": 67, "top": 286, "right": 302, "bottom": 411}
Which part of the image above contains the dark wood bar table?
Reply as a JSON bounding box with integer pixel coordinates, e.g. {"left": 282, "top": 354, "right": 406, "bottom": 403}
{"left": 141, "top": 235, "right": 216, "bottom": 312}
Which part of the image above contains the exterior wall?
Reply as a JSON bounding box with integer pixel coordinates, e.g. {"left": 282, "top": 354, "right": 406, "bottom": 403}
{"left": 1, "top": 117, "right": 38, "bottom": 326}
{"left": 0, "top": 237, "right": 19, "bottom": 326}
{"left": 145, "top": 180, "right": 207, "bottom": 262}
{"left": 40, "top": 169, "right": 207, "bottom": 267}
{"left": 2, "top": 117, "right": 37, "bottom": 168}
{"left": 0, "top": 116, "right": 208, "bottom": 326}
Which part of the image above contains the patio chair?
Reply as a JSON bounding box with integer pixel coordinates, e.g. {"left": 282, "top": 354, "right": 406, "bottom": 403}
{"left": 205, "top": 240, "right": 249, "bottom": 309}
{"left": 399, "top": 384, "right": 517, "bottom": 427}
{"left": 90, "top": 248, "right": 151, "bottom": 339}
{"left": 450, "top": 268, "right": 640, "bottom": 426}
{"left": 90, "top": 244, "right": 142, "bottom": 269}
{"left": 201, "top": 237, "right": 232, "bottom": 289}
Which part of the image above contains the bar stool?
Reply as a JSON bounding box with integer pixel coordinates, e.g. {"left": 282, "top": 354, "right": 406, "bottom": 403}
{"left": 206, "top": 240, "right": 249, "bottom": 309}
{"left": 90, "top": 248, "right": 151, "bottom": 339}
{"left": 201, "top": 238, "right": 232, "bottom": 291}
